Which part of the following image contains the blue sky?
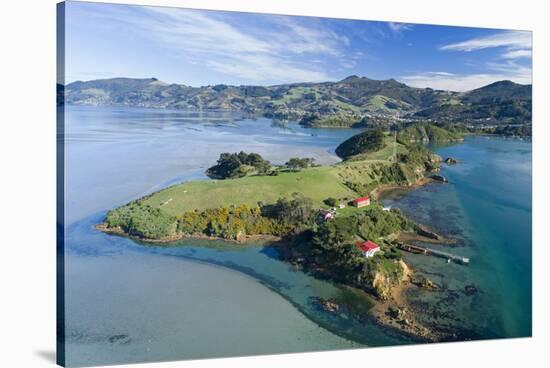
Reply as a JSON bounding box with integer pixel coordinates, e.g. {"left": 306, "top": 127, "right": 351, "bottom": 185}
{"left": 64, "top": 1, "right": 532, "bottom": 91}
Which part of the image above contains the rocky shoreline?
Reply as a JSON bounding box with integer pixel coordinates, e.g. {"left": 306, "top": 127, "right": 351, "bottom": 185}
{"left": 369, "top": 284, "right": 437, "bottom": 341}
{"left": 370, "top": 176, "right": 439, "bottom": 201}
{"left": 394, "top": 227, "right": 457, "bottom": 245}
{"left": 312, "top": 271, "right": 447, "bottom": 342}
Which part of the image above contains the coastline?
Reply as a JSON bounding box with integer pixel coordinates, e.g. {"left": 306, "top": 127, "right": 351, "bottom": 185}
{"left": 94, "top": 223, "right": 283, "bottom": 245}
{"left": 370, "top": 176, "right": 438, "bottom": 201}
{"left": 394, "top": 229, "right": 456, "bottom": 245}
{"left": 368, "top": 282, "right": 440, "bottom": 342}
{"left": 95, "top": 221, "right": 436, "bottom": 344}
{"left": 312, "top": 263, "right": 444, "bottom": 342}
{"left": 96, "top": 219, "right": 454, "bottom": 344}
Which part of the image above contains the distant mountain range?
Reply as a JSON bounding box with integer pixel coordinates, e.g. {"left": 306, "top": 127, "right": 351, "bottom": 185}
{"left": 64, "top": 75, "right": 532, "bottom": 127}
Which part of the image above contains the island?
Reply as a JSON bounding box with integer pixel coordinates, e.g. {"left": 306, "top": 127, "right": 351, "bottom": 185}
{"left": 96, "top": 122, "right": 468, "bottom": 341}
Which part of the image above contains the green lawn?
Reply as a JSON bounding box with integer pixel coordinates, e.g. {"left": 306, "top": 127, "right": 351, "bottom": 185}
{"left": 138, "top": 134, "right": 408, "bottom": 216}
{"left": 337, "top": 135, "right": 407, "bottom": 163}
{"left": 142, "top": 166, "right": 357, "bottom": 215}
{"left": 334, "top": 205, "right": 371, "bottom": 217}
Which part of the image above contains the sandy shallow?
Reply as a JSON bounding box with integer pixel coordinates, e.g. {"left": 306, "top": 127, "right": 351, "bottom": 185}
{"left": 64, "top": 250, "right": 359, "bottom": 367}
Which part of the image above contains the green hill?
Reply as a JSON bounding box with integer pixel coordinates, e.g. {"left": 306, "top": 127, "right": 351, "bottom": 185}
{"left": 413, "top": 81, "right": 531, "bottom": 125}
{"left": 335, "top": 129, "right": 386, "bottom": 159}
{"left": 396, "top": 123, "right": 464, "bottom": 144}
{"left": 65, "top": 76, "right": 532, "bottom": 126}
{"left": 462, "top": 80, "right": 531, "bottom": 103}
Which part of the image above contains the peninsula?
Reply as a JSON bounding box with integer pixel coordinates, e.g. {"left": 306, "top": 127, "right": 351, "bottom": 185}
{"left": 98, "top": 123, "right": 465, "bottom": 341}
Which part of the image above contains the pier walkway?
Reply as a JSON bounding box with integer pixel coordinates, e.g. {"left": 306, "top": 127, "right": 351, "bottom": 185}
{"left": 396, "top": 243, "right": 470, "bottom": 265}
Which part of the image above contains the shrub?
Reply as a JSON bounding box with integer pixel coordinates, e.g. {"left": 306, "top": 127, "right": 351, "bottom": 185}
{"left": 324, "top": 197, "right": 338, "bottom": 207}
{"left": 105, "top": 201, "right": 177, "bottom": 239}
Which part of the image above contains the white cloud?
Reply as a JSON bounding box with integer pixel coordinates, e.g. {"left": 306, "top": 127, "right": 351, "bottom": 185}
{"left": 124, "top": 7, "right": 350, "bottom": 83}
{"left": 340, "top": 60, "right": 357, "bottom": 69}
{"left": 426, "top": 30, "right": 532, "bottom": 91}
{"left": 400, "top": 63, "right": 531, "bottom": 92}
{"left": 423, "top": 71, "right": 455, "bottom": 76}
{"left": 501, "top": 49, "right": 532, "bottom": 59}
{"left": 78, "top": 5, "right": 351, "bottom": 84}
{"left": 440, "top": 30, "right": 531, "bottom": 52}
{"left": 207, "top": 56, "right": 331, "bottom": 83}
{"left": 276, "top": 19, "right": 349, "bottom": 55}
{"left": 388, "top": 22, "right": 413, "bottom": 33}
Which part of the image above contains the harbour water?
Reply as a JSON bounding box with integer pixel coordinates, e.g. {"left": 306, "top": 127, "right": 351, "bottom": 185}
{"left": 382, "top": 136, "right": 532, "bottom": 339}
{"left": 62, "top": 106, "right": 383, "bottom": 366}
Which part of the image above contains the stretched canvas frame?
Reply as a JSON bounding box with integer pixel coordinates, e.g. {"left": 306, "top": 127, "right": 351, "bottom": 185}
{"left": 57, "top": 1, "right": 532, "bottom": 366}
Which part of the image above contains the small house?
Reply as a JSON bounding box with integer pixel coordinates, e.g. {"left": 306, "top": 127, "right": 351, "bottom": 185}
{"left": 352, "top": 196, "right": 370, "bottom": 208}
{"left": 355, "top": 240, "right": 380, "bottom": 258}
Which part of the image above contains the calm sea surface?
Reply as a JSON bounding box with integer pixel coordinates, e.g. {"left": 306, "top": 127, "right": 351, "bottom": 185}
{"left": 62, "top": 106, "right": 532, "bottom": 366}
{"left": 382, "top": 137, "right": 532, "bottom": 339}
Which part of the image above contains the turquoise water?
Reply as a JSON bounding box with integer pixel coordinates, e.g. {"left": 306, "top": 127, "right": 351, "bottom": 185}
{"left": 382, "top": 136, "right": 532, "bottom": 339}
{"left": 62, "top": 106, "right": 531, "bottom": 366}
{"left": 66, "top": 214, "right": 410, "bottom": 366}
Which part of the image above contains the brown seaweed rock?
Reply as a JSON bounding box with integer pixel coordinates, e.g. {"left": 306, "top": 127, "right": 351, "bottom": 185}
{"left": 445, "top": 157, "right": 458, "bottom": 165}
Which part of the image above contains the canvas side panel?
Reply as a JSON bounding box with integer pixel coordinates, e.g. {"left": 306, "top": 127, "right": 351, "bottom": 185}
{"left": 56, "top": 2, "right": 66, "bottom": 367}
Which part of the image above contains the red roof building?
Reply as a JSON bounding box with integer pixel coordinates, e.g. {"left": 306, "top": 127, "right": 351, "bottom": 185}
{"left": 352, "top": 196, "right": 370, "bottom": 208}
{"left": 355, "top": 240, "right": 380, "bottom": 258}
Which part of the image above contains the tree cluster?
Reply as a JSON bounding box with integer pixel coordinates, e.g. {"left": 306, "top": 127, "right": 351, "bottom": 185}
{"left": 177, "top": 204, "right": 286, "bottom": 240}
{"left": 285, "top": 157, "right": 316, "bottom": 171}
{"left": 261, "top": 194, "right": 315, "bottom": 228}
{"left": 105, "top": 201, "right": 177, "bottom": 239}
{"left": 307, "top": 206, "right": 413, "bottom": 285}
{"left": 335, "top": 129, "right": 385, "bottom": 158}
{"left": 206, "top": 151, "right": 271, "bottom": 179}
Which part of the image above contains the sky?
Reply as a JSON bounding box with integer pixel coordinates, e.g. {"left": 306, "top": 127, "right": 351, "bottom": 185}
{"left": 63, "top": 1, "right": 532, "bottom": 92}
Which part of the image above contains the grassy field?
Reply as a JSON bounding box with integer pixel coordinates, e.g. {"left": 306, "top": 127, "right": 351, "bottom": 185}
{"left": 136, "top": 133, "right": 411, "bottom": 217}
{"left": 343, "top": 135, "right": 407, "bottom": 162}
{"left": 142, "top": 166, "right": 358, "bottom": 216}
{"left": 366, "top": 95, "right": 393, "bottom": 112}
{"left": 270, "top": 86, "right": 319, "bottom": 105}
{"left": 332, "top": 98, "right": 361, "bottom": 113}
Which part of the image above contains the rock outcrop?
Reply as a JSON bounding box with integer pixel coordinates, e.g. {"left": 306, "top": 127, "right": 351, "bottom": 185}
{"left": 421, "top": 277, "right": 440, "bottom": 290}
{"left": 415, "top": 225, "right": 442, "bottom": 240}
{"left": 444, "top": 157, "right": 458, "bottom": 165}
{"left": 431, "top": 175, "right": 448, "bottom": 183}
{"left": 371, "top": 259, "right": 411, "bottom": 300}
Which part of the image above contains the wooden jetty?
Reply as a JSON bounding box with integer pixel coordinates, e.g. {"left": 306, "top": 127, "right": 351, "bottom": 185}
{"left": 397, "top": 243, "right": 470, "bottom": 265}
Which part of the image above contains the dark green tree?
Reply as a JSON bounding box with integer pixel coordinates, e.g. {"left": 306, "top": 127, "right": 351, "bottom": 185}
{"left": 335, "top": 129, "right": 385, "bottom": 158}
{"left": 324, "top": 197, "right": 338, "bottom": 207}
{"left": 285, "top": 157, "right": 315, "bottom": 171}
{"left": 206, "top": 152, "right": 271, "bottom": 179}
